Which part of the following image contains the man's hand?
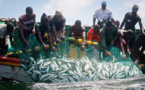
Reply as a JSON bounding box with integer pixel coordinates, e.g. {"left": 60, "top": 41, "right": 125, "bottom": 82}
{"left": 127, "top": 49, "right": 131, "bottom": 55}
{"left": 23, "top": 40, "right": 28, "bottom": 45}
{"left": 43, "top": 44, "right": 47, "bottom": 51}
{"left": 51, "top": 46, "right": 56, "bottom": 51}
{"left": 105, "top": 50, "right": 110, "bottom": 56}
{"left": 81, "top": 45, "right": 85, "bottom": 51}
{"left": 56, "top": 38, "right": 60, "bottom": 43}
{"left": 32, "top": 30, "right": 36, "bottom": 35}
{"left": 61, "top": 35, "right": 65, "bottom": 41}
{"left": 121, "top": 52, "right": 126, "bottom": 60}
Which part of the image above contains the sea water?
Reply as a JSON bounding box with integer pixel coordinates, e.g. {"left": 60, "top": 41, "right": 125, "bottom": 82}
{"left": 0, "top": 75, "right": 145, "bottom": 90}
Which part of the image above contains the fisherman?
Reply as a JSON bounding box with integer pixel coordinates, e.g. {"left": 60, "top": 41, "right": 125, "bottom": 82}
{"left": 115, "top": 20, "right": 120, "bottom": 28}
{"left": 35, "top": 13, "right": 55, "bottom": 51}
{"left": 0, "top": 22, "right": 16, "bottom": 55}
{"left": 131, "top": 34, "right": 145, "bottom": 74}
{"left": 87, "top": 25, "right": 101, "bottom": 43}
{"left": 120, "top": 5, "right": 144, "bottom": 49}
{"left": 114, "top": 30, "right": 133, "bottom": 59}
{"left": 19, "top": 7, "right": 36, "bottom": 45}
{"left": 93, "top": 1, "right": 114, "bottom": 28}
{"left": 69, "top": 20, "right": 85, "bottom": 50}
{"left": 100, "top": 21, "right": 118, "bottom": 56}
{"left": 49, "top": 11, "right": 66, "bottom": 43}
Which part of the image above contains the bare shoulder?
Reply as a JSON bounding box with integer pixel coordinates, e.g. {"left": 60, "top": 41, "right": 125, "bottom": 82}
{"left": 81, "top": 26, "right": 85, "bottom": 30}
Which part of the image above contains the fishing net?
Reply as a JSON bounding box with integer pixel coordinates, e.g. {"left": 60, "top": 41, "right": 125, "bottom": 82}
{"left": 7, "top": 34, "right": 143, "bottom": 83}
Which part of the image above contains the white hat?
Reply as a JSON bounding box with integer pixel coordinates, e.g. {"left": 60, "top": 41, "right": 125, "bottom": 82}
{"left": 55, "top": 10, "right": 62, "bottom": 16}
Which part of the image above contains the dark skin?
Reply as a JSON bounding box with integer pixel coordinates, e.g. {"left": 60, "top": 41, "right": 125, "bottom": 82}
{"left": 7, "top": 30, "right": 17, "bottom": 46}
{"left": 19, "top": 9, "right": 36, "bottom": 45}
{"left": 37, "top": 22, "right": 56, "bottom": 51}
{"left": 52, "top": 15, "right": 65, "bottom": 43}
{"left": 91, "top": 25, "right": 101, "bottom": 49}
{"left": 93, "top": 26, "right": 100, "bottom": 35}
{"left": 69, "top": 22, "right": 86, "bottom": 50}
{"left": 104, "top": 26, "right": 114, "bottom": 56}
{"left": 0, "top": 38, "right": 7, "bottom": 55}
{"left": 93, "top": 5, "right": 115, "bottom": 26}
{"left": 120, "top": 8, "right": 144, "bottom": 34}
{"left": 0, "top": 27, "right": 16, "bottom": 55}
{"left": 119, "top": 30, "right": 132, "bottom": 55}
{"left": 115, "top": 20, "right": 120, "bottom": 28}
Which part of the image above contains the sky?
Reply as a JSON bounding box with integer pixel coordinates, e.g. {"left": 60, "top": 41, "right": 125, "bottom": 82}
{"left": 0, "top": 0, "right": 145, "bottom": 28}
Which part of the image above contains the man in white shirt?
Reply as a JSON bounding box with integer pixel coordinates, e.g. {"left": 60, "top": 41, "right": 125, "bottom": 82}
{"left": 0, "top": 22, "right": 16, "bottom": 55}
{"left": 93, "top": 1, "right": 114, "bottom": 28}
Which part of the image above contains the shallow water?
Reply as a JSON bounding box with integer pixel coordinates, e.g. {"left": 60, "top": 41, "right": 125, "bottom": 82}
{"left": 0, "top": 75, "right": 145, "bottom": 90}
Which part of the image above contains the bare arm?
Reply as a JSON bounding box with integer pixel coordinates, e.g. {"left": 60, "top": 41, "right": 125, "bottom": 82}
{"left": 52, "top": 25, "right": 58, "bottom": 41}
{"left": 61, "top": 23, "right": 65, "bottom": 36}
{"left": 37, "top": 31, "right": 45, "bottom": 47}
{"left": 126, "top": 38, "right": 131, "bottom": 54}
{"left": 9, "top": 36, "right": 16, "bottom": 45}
{"left": 93, "top": 18, "right": 96, "bottom": 26}
{"left": 138, "top": 18, "right": 144, "bottom": 34}
{"left": 32, "top": 15, "right": 36, "bottom": 34}
{"left": 93, "top": 10, "right": 98, "bottom": 26}
{"left": 81, "top": 27, "right": 86, "bottom": 50}
{"left": 120, "top": 36, "right": 125, "bottom": 54}
{"left": 82, "top": 30, "right": 86, "bottom": 45}
{"left": 49, "top": 32, "right": 55, "bottom": 51}
{"left": 19, "top": 19, "right": 27, "bottom": 44}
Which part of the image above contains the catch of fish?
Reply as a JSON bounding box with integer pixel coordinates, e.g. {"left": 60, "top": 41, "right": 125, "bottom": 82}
{"left": 21, "top": 56, "right": 143, "bottom": 83}
{"left": 15, "top": 36, "right": 143, "bottom": 83}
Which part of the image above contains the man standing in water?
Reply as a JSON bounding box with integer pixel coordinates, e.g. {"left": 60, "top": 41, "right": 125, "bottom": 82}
{"left": 19, "top": 7, "right": 36, "bottom": 45}
{"left": 93, "top": 1, "right": 114, "bottom": 28}
{"left": 120, "top": 5, "right": 144, "bottom": 49}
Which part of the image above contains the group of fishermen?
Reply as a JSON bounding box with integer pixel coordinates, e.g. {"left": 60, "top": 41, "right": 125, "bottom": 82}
{"left": 0, "top": 1, "right": 145, "bottom": 68}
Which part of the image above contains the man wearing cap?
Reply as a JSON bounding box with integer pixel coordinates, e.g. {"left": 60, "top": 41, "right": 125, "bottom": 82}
{"left": 120, "top": 5, "right": 144, "bottom": 49}
{"left": 100, "top": 21, "right": 118, "bottom": 56}
{"left": 93, "top": 1, "right": 114, "bottom": 28}
{"left": 49, "top": 11, "right": 66, "bottom": 42}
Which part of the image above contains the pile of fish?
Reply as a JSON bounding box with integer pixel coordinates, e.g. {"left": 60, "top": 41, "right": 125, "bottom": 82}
{"left": 21, "top": 56, "right": 143, "bottom": 83}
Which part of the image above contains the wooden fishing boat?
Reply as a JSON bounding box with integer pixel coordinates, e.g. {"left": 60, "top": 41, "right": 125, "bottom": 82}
{"left": 0, "top": 56, "right": 33, "bottom": 82}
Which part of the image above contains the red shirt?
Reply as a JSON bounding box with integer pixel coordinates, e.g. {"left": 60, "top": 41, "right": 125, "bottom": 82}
{"left": 87, "top": 28, "right": 100, "bottom": 42}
